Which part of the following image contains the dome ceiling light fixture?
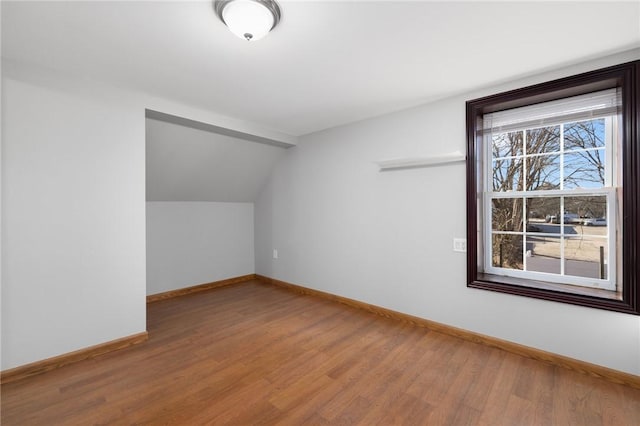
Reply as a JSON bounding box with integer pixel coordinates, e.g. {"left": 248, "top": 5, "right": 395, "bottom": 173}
{"left": 214, "top": 0, "right": 282, "bottom": 42}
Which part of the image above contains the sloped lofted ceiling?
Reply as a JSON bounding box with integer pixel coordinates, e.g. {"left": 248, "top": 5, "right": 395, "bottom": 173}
{"left": 146, "top": 118, "right": 287, "bottom": 202}
{"left": 3, "top": 1, "right": 639, "bottom": 137}
{"left": 3, "top": 1, "right": 639, "bottom": 203}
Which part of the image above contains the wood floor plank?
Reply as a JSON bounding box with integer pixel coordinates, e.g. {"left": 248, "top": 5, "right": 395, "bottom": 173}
{"left": 2, "top": 280, "right": 639, "bottom": 425}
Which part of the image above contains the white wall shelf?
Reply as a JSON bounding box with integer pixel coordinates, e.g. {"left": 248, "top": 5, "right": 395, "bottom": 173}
{"left": 375, "top": 151, "right": 466, "bottom": 171}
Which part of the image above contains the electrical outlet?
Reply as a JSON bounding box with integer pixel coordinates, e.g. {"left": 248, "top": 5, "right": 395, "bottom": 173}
{"left": 273, "top": 249, "right": 278, "bottom": 259}
{"left": 453, "top": 238, "right": 467, "bottom": 252}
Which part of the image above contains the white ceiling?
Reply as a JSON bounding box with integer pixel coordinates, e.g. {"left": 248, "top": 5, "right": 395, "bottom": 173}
{"left": 3, "top": 1, "right": 639, "bottom": 137}
{"left": 146, "top": 118, "right": 286, "bottom": 202}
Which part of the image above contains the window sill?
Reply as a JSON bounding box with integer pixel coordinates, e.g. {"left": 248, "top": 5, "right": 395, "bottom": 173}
{"left": 470, "top": 273, "right": 636, "bottom": 313}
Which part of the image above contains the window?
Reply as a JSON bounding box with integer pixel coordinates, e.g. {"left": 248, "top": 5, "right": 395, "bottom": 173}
{"left": 485, "top": 90, "right": 619, "bottom": 290}
{"left": 466, "top": 61, "right": 639, "bottom": 314}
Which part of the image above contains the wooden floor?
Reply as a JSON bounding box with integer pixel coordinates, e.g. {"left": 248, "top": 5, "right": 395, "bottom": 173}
{"left": 2, "top": 280, "right": 639, "bottom": 425}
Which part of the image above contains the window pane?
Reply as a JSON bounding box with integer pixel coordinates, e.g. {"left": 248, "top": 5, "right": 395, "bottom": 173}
{"left": 564, "top": 195, "right": 606, "bottom": 227}
{"left": 564, "top": 237, "right": 608, "bottom": 280}
{"left": 564, "top": 118, "right": 606, "bottom": 150}
{"left": 492, "top": 198, "right": 523, "bottom": 231}
{"left": 526, "top": 126, "right": 560, "bottom": 154}
{"left": 563, "top": 149, "right": 605, "bottom": 189}
{"left": 492, "top": 158, "right": 523, "bottom": 191}
{"left": 527, "top": 197, "right": 560, "bottom": 230}
{"left": 580, "top": 217, "right": 608, "bottom": 235}
{"left": 492, "top": 234, "right": 523, "bottom": 270}
{"left": 492, "top": 131, "right": 523, "bottom": 159}
{"left": 525, "top": 154, "right": 560, "bottom": 190}
{"left": 525, "top": 235, "right": 561, "bottom": 274}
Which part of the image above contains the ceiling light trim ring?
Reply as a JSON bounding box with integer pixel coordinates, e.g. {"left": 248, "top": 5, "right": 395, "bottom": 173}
{"left": 214, "top": 0, "right": 282, "bottom": 32}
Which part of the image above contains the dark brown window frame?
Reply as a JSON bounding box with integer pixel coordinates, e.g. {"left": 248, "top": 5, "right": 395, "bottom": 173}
{"left": 466, "top": 60, "right": 639, "bottom": 315}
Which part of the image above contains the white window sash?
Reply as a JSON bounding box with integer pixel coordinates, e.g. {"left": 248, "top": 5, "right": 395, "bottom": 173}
{"left": 483, "top": 184, "right": 616, "bottom": 291}
{"left": 482, "top": 92, "right": 618, "bottom": 291}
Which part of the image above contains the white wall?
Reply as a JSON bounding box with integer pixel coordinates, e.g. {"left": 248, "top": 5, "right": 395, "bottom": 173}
{"left": 0, "top": 1, "right": 4, "bottom": 371}
{"left": 1, "top": 56, "right": 287, "bottom": 370}
{"left": 1, "top": 70, "right": 146, "bottom": 370}
{"left": 255, "top": 49, "right": 640, "bottom": 375}
{"left": 0, "top": 57, "right": 291, "bottom": 370}
{"left": 146, "top": 202, "right": 254, "bottom": 295}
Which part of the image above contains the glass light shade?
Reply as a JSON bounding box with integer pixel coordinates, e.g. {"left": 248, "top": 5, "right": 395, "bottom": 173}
{"left": 222, "top": 0, "right": 275, "bottom": 41}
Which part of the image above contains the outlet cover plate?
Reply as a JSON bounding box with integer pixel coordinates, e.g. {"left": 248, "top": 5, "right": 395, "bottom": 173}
{"left": 453, "top": 238, "right": 467, "bottom": 252}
